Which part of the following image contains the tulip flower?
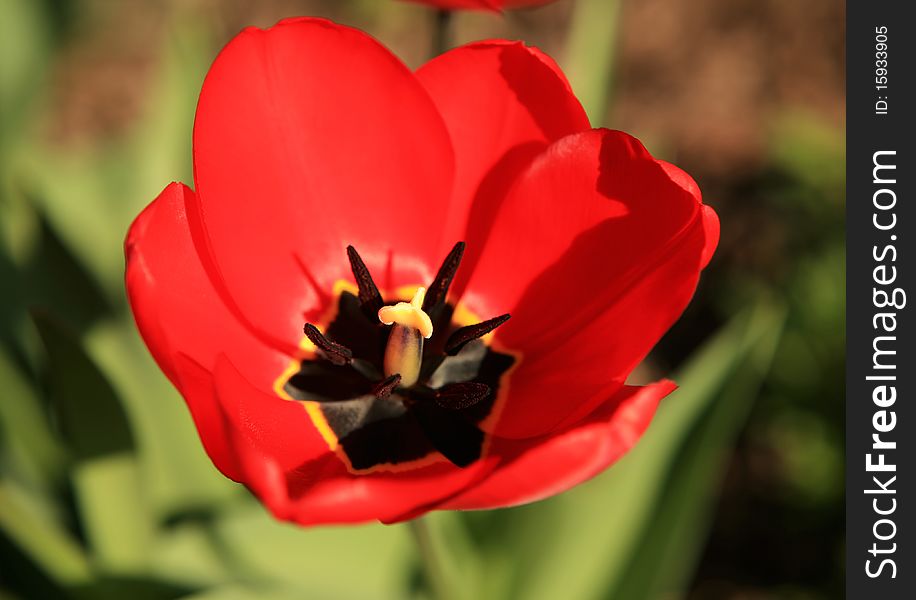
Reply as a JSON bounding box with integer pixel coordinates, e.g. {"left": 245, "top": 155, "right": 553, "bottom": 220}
{"left": 125, "top": 17, "right": 718, "bottom": 525}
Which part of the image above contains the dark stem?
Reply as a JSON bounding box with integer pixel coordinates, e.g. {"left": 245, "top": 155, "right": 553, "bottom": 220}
{"left": 432, "top": 9, "right": 452, "bottom": 57}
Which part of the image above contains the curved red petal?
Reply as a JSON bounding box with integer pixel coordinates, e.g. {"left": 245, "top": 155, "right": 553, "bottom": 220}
{"left": 125, "top": 182, "right": 290, "bottom": 394}
{"left": 175, "top": 355, "right": 301, "bottom": 519}
{"left": 699, "top": 205, "right": 720, "bottom": 269}
{"left": 213, "top": 356, "right": 331, "bottom": 473}
{"left": 210, "top": 357, "right": 503, "bottom": 526}
{"left": 125, "top": 183, "right": 315, "bottom": 480}
{"left": 192, "top": 18, "right": 455, "bottom": 346}
{"left": 416, "top": 40, "right": 589, "bottom": 276}
{"left": 126, "top": 184, "right": 501, "bottom": 526}
{"left": 173, "top": 354, "right": 328, "bottom": 515}
{"left": 281, "top": 456, "right": 500, "bottom": 525}
{"left": 657, "top": 160, "right": 720, "bottom": 268}
{"left": 169, "top": 353, "right": 243, "bottom": 483}
{"left": 440, "top": 381, "right": 674, "bottom": 510}
{"left": 180, "top": 359, "right": 488, "bottom": 526}
{"left": 462, "top": 129, "right": 717, "bottom": 438}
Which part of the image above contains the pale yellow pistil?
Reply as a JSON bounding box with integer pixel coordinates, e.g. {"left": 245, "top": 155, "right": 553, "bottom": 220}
{"left": 378, "top": 287, "right": 434, "bottom": 387}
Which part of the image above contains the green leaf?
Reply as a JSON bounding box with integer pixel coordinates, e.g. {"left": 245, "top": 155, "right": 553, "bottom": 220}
{"left": 476, "top": 301, "right": 785, "bottom": 600}
{"left": 564, "top": 0, "right": 622, "bottom": 126}
{"left": 15, "top": 147, "right": 133, "bottom": 295}
{"left": 24, "top": 210, "right": 114, "bottom": 331}
{"left": 145, "top": 520, "right": 236, "bottom": 589}
{"left": 70, "top": 576, "right": 197, "bottom": 600}
{"left": 179, "top": 584, "right": 315, "bottom": 600}
{"left": 0, "top": 345, "right": 63, "bottom": 489}
{"left": 14, "top": 20, "right": 210, "bottom": 295}
{"left": 0, "top": 0, "right": 52, "bottom": 156}
{"left": 206, "top": 503, "right": 414, "bottom": 599}
{"left": 769, "top": 110, "right": 846, "bottom": 196}
{"left": 0, "top": 233, "right": 27, "bottom": 349}
{"left": 32, "top": 313, "right": 133, "bottom": 460}
{"left": 606, "top": 301, "right": 786, "bottom": 599}
{"left": 0, "top": 479, "right": 93, "bottom": 586}
{"left": 86, "top": 320, "right": 240, "bottom": 519}
{"left": 32, "top": 313, "right": 154, "bottom": 571}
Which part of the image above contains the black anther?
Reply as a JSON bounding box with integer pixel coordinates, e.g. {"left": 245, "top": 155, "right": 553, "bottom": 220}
{"left": 444, "top": 314, "right": 511, "bottom": 356}
{"left": 423, "top": 241, "right": 465, "bottom": 311}
{"left": 373, "top": 374, "right": 402, "bottom": 399}
{"left": 303, "top": 323, "right": 353, "bottom": 366}
{"left": 346, "top": 245, "right": 384, "bottom": 317}
{"left": 434, "top": 382, "right": 491, "bottom": 410}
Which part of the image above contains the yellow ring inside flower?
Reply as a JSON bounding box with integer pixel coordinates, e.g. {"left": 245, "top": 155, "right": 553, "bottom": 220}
{"left": 273, "top": 279, "right": 519, "bottom": 474}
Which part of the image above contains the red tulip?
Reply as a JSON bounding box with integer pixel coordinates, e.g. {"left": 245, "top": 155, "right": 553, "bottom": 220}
{"left": 125, "top": 17, "right": 718, "bottom": 525}
{"left": 403, "top": 0, "right": 556, "bottom": 10}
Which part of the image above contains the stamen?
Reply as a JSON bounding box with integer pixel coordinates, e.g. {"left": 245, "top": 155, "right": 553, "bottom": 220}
{"left": 434, "top": 382, "right": 491, "bottom": 410}
{"left": 423, "top": 241, "right": 465, "bottom": 311}
{"left": 303, "top": 323, "right": 353, "bottom": 366}
{"left": 372, "top": 374, "right": 401, "bottom": 399}
{"left": 444, "top": 314, "right": 511, "bottom": 356}
{"left": 346, "top": 245, "right": 384, "bottom": 316}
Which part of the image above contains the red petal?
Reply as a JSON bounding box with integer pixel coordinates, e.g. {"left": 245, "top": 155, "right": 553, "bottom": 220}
{"left": 125, "top": 182, "right": 289, "bottom": 394}
{"left": 281, "top": 456, "right": 500, "bottom": 525}
{"left": 169, "top": 354, "right": 485, "bottom": 526}
{"left": 126, "top": 184, "right": 325, "bottom": 478}
{"left": 462, "top": 129, "right": 718, "bottom": 438}
{"left": 213, "top": 356, "right": 331, "bottom": 473}
{"left": 192, "top": 18, "right": 455, "bottom": 346}
{"left": 416, "top": 41, "right": 589, "bottom": 279}
{"left": 440, "top": 381, "right": 674, "bottom": 510}
{"left": 207, "top": 358, "right": 504, "bottom": 526}
{"left": 170, "top": 353, "right": 242, "bottom": 483}
{"left": 176, "top": 354, "right": 301, "bottom": 518}
{"left": 657, "top": 160, "right": 720, "bottom": 268}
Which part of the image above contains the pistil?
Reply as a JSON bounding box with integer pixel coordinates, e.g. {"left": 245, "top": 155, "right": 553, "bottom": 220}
{"left": 378, "top": 287, "right": 434, "bottom": 387}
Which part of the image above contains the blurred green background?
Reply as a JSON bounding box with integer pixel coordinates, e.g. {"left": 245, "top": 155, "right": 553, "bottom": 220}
{"left": 0, "top": 0, "right": 844, "bottom": 598}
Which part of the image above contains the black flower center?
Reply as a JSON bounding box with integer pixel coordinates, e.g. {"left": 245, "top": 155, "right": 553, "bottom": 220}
{"left": 281, "top": 243, "right": 514, "bottom": 471}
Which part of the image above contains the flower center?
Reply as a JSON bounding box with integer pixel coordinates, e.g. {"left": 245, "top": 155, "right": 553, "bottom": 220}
{"left": 277, "top": 243, "right": 515, "bottom": 472}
